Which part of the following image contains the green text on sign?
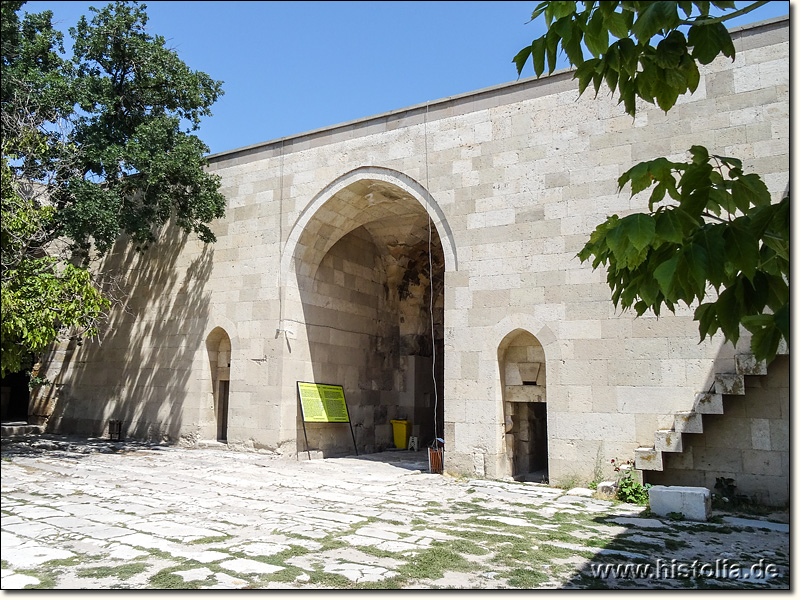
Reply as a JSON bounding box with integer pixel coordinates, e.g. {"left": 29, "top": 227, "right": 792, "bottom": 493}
{"left": 297, "top": 382, "right": 350, "bottom": 423}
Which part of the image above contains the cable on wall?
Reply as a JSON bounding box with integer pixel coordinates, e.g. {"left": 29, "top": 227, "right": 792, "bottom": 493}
{"left": 424, "top": 101, "right": 440, "bottom": 450}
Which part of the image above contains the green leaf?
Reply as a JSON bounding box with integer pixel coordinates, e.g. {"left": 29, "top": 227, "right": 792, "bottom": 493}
{"left": 623, "top": 213, "right": 657, "bottom": 252}
{"left": 749, "top": 319, "right": 782, "bottom": 363}
{"left": 689, "top": 21, "right": 735, "bottom": 64}
{"left": 723, "top": 221, "right": 760, "bottom": 281}
{"left": 584, "top": 10, "right": 609, "bottom": 56}
{"left": 684, "top": 241, "right": 710, "bottom": 291}
{"left": 654, "top": 208, "right": 694, "bottom": 243}
{"left": 513, "top": 45, "right": 532, "bottom": 76}
{"left": 605, "top": 10, "right": 632, "bottom": 39}
{"left": 653, "top": 255, "right": 680, "bottom": 294}
{"left": 731, "top": 173, "right": 771, "bottom": 212}
{"left": 531, "top": 36, "right": 547, "bottom": 76}
{"left": 632, "top": 1, "right": 680, "bottom": 43}
{"left": 695, "top": 302, "right": 719, "bottom": 342}
{"left": 714, "top": 285, "right": 741, "bottom": 345}
{"left": 773, "top": 302, "right": 790, "bottom": 342}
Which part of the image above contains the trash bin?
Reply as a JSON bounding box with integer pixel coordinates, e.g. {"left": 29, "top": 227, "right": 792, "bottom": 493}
{"left": 390, "top": 420, "right": 411, "bottom": 449}
{"left": 108, "top": 419, "right": 123, "bottom": 441}
{"left": 428, "top": 447, "right": 444, "bottom": 474}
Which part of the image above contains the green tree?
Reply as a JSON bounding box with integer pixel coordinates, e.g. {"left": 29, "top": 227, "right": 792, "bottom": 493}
{"left": 1, "top": 1, "right": 225, "bottom": 376}
{"left": 514, "top": 1, "right": 788, "bottom": 362}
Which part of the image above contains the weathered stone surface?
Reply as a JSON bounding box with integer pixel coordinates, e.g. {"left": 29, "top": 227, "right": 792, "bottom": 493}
{"left": 648, "top": 485, "right": 712, "bottom": 522}
{"left": 0, "top": 439, "right": 790, "bottom": 589}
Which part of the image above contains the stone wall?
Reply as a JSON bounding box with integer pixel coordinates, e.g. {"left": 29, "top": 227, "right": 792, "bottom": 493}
{"left": 647, "top": 355, "right": 789, "bottom": 506}
{"left": 32, "top": 18, "right": 788, "bottom": 490}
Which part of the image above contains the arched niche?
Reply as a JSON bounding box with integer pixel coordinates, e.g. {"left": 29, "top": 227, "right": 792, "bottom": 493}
{"left": 498, "top": 329, "right": 548, "bottom": 482}
{"left": 284, "top": 171, "right": 449, "bottom": 456}
{"left": 206, "top": 327, "right": 231, "bottom": 442}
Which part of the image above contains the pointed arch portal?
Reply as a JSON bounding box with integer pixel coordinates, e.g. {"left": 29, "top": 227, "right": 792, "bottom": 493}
{"left": 281, "top": 168, "right": 455, "bottom": 457}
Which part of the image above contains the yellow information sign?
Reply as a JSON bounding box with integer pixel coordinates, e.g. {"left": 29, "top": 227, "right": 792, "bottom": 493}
{"left": 297, "top": 382, "right": 351, "bottom": 423}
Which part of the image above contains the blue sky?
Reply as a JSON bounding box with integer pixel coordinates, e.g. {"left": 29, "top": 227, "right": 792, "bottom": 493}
{"left": 21, "top": 1, "right": 791, "bottom": 155}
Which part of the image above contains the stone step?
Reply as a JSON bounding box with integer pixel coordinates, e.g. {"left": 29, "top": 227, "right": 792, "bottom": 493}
{"left": 694, "top": 392, "right": 724, "bottom": 414}
{"left": 654, "top": 430, "right": 683, "bottom": 453}
{"left": 634, "top": 447, "right": 663, "bottom": 471}
{"left": 714, "top": 373, "right": 745, "bottom": 395}
{"left": 673, "top": 411, "right": 703, "bottom": 434}
{"left": 0, "top": 424, "right": 44, "bottom": 437}
{"left": 735, "top": 353, "right": 767, "bottom": 376}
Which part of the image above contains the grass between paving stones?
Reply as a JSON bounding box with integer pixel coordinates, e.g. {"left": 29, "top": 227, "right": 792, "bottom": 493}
{"left": 664, "top": 538, "right": 688, "bottom": 551}
{"left": 188, "top": 535, "right": 231, "bottom": 545}
{"left": 148, "top": 556, "right": 255, "bottom": 590}
{"left": 505, "top": 566, "right": 551, "bottom": 588}
{"left": 396, "top": 543, "right": 477, "bottom": 581}
{"left": 433, "top": 518, "right": 591, "bottom": 587}
{"left": 149, "top": 568, "right": 213, "bottom": 589}
{"left": 7, "top": 553, "right": 108, "bottom": 589}
{"left": 76, "top": 562, "right": 150, "bottom": 580}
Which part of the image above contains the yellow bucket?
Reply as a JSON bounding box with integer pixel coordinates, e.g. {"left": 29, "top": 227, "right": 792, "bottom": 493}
{"left": 390, "top": 419, "right": 411, "bottom": 449}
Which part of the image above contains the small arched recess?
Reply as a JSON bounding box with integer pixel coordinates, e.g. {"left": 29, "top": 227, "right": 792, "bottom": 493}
{"left": 206, "top": 327, "right": 231, "bottom": 442}
{"left": 498, "top": 329, "right": 548, "bottom": 482}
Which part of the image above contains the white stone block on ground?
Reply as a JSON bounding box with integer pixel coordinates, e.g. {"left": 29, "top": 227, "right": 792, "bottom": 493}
{"left": 722, "top": 517, "right": 789, "bottom": 533}
{"left": 208, "top": 572, "right": 249, "bottom": 589}
{"left": 230, "top": 542, "right": 291, "bottom": 557}
{"left": 219, "top": 558, "right": 284, "bottom": 575}
{"left": 2, "top": 545, "right": 74, "bottom": 567}
{"left": 1, "top": 572, "right": 41, "bottom": 589}
{"left": 106, "top": 544, "right": 149, "bottom": 560}
{"left": 130, "top": 520, "right": 226, "bottom": 541}
{"left": 608, "top": 516, "right": 666, "bottom": 529}
{"left": 565, "top": 487, "right": 594, "bottom": 497}
{"left": 596, "top": 481, "right": 617, "bottom": 497}
{"left": 648, "top": 485, "right": 711, "bottom": 522}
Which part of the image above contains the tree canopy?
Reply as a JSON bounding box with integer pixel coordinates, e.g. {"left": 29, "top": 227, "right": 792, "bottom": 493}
{"left": 515, "top": 1, "right": 788, "bottom": 363}
{"left": 1, "top": 1, "right": 225, "bottom": 377}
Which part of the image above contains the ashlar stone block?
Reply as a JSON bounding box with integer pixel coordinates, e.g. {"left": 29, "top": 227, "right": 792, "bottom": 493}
{"left": 648, "top": 485, "right": 711, "bottom": 522}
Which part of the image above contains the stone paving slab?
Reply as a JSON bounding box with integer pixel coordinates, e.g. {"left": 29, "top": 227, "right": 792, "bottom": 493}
{"left": 0, "top": 435, "right": 790, "bottom": 590}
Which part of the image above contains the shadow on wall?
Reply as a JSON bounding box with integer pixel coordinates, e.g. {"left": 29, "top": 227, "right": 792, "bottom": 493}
{"left": 646, "top": 351, "right": 789, "bottom": 507}
{"left": 33, "top": 225, "right": 214, "bottom": 443}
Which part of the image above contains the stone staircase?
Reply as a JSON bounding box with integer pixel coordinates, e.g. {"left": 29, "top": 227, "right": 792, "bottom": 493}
{"left": 635, "top": 343, "right": 787, "bottom": 472}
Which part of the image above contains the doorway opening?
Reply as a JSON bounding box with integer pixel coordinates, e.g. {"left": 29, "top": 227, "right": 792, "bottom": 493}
{"left": 206, "top": 328, "right": 231, "bottom": 443}
{"left": 499, "top": 329, "right": 548, "bottom": 483}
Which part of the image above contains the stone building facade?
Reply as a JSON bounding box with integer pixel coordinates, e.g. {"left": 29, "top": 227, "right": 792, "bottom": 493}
{"left": 32, "top": 18, "right": 788, "bottom": 503}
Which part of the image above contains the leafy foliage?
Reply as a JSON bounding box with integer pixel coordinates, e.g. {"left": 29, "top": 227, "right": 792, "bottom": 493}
{"left": 612, "top": 458, "right": 651, "bottom": 505}
{"left": 514, "top": 1, "right": 765, "bottom": 115}
{"left": 1, "top": 1, "right": 224, "bottom": 375}
{"left": 516, "top": 1, "right": 788, "bottom": 363}
{"left": 1, "top": 153, "right": 108, "bottom": 376}
{"left": 580, "top": 148, "right": 788, "bottom": 362}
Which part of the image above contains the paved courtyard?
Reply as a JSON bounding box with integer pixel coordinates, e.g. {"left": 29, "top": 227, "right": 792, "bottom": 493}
{"left": 0, "top": 434, "right": 789, "bottom": 589}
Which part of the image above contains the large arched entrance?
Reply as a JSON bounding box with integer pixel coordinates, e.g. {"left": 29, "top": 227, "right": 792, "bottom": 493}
{"left": 281, "top": 168, "right": 455, "bottom": 457}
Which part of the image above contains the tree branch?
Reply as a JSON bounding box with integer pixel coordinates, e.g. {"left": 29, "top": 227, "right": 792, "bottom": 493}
{"left": 678, "top": 1, "right": 771, "bottom": 27}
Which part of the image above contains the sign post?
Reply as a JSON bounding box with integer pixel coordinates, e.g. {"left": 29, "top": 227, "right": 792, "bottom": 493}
{"left": 297, "top": 382, "right": 358, "bottom": 457}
